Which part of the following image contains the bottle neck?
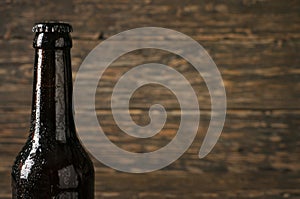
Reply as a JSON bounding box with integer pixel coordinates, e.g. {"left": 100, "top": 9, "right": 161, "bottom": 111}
{"left": 31, "top": 48, "right": 74, "bottom": 142}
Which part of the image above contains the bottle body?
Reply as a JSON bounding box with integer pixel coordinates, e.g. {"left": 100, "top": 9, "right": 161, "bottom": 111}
{"left": 11, "top": 22, "right": 94, "bottom": 199}
{"left": 12, "top": 134, "right": 95, "bottom": 198}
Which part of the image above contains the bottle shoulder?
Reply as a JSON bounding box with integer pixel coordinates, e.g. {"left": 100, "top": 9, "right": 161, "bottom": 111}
{"left": 12, "top": 136, "right": 94, "bottom": 197}
{"left": 12, "top": 134, "right": 94, "bottom": 179}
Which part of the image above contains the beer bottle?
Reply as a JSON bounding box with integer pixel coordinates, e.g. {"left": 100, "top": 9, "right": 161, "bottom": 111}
{"left": 11, "top": 22, "right": 94, "bottom": 198}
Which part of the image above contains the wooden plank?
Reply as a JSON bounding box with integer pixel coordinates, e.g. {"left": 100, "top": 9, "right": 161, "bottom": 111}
{"left": 1, "top": 109, "right": 299, "bottom": 173}
{"left": 1, "top": 169, "right": 300, "bottom": 198}
{"left": 0, "top": 0, "right": 299, "bottom": 40}
{"left": 1, "top": 69, "right": 300, "bottom": 110}
{"left": 1, "top": 36, "right": 299, "bottom": 65}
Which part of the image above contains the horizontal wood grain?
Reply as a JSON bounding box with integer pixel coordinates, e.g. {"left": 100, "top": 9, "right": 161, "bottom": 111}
{"left": 0, "top": 0, "right": 299, "bottom": 198}
{"left": 1, "top": 109, "right": 299, "bottom": 173}
{"left": 0, "top": 0, "right": 299, "bottom": 39}
{"left": 0, "top": 170, "right": 299, "bottom": 199}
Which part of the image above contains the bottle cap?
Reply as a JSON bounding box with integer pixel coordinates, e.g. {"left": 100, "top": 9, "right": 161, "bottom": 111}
{"left": 32, "top": 22, "right": 73, "bottom": 33}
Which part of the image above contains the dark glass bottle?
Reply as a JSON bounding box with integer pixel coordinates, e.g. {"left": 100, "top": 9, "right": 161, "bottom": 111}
{"left": 11, "top": 22, "right": 94, "bottom": 199}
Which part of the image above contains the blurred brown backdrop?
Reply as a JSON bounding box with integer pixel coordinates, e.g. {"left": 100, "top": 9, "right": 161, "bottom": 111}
{"left": 0, "top": 0, "right": 299, "bottom": 198}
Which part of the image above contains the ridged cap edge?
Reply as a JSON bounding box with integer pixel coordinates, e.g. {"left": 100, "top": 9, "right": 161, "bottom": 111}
{"left": 32, "top": 22, "right": 73, "bottom": 33}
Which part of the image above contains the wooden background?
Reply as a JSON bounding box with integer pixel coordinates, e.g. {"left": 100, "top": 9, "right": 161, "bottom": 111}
{"left": 0, "top": 0, "right": 299, "bottom": 198}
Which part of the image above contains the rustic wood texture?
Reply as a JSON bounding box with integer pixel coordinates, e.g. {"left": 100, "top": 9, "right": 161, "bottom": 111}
{"left": 0, "top": 0, "right": 300, "bottom": 198}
